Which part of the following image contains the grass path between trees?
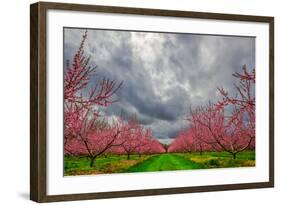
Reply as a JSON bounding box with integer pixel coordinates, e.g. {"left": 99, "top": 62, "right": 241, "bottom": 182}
{"left": 124, "top": 153, "right": 201, "bottom": 172}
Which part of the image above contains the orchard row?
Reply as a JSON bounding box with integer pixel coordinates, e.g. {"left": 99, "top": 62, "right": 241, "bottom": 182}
{"left": 63, "top": 30, "right": 255, "bottom": 168}
{"left": 63, "top": 31, "right": 165, "bottom": 167}
{"left": 169, "top": 65, "right": 255, "bottom": 159}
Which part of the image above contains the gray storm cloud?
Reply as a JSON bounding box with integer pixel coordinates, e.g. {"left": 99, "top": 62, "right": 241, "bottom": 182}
{"left": 64, "top": 28, "right": 255, "bottom": 144}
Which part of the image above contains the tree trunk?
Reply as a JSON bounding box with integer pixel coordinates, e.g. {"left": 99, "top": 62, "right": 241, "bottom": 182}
{"left": 232, "top": 153, "right": 237, "bottom": 159}
{"left": 90, "top": 157, "right": 96, "bottom": 167}
{"left": 200, "top": 151, "right": 202, "bottom": 156}
{"left": 127, "top": 153, "right": 130, "bottom": 160}
{"left": 138, "top": 153, "right": 141, "bottom": 158}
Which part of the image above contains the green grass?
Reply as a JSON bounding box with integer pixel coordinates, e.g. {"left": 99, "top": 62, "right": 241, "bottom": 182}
{"left": 189, "top": 151, "right": 255, "bottom": 160}
{"left": 64, "top": 154, "right": 150, "bottom": 175}
{"left": 124, "top": 153, "right": 202, "bottom": 172}
{"left": 179, "top": 151, "right": 255, "bottom": 169}
{"left": 64, "top": 151, "right": 255, "bottom": 175}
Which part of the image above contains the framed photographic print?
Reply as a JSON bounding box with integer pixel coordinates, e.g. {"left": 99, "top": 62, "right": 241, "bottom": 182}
{"left": 30, "top": 1, "right": 274, "bottom": 202}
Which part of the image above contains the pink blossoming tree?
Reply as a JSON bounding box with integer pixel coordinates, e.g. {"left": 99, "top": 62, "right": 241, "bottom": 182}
{"left": 64, "top": 30, "right": 123, "bottom": 166}
{"left": 169, "top": 66, "right": 255, "bottom": 159}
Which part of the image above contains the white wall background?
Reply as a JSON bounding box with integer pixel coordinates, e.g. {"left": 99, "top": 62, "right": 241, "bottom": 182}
{"left": 0, "top": 0, "right": 279, "bottom": 204}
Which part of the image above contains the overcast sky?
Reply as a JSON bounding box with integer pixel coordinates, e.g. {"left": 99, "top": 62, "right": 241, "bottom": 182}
{"left": 64, "top": 28, "right": 255, "bottom": 144}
